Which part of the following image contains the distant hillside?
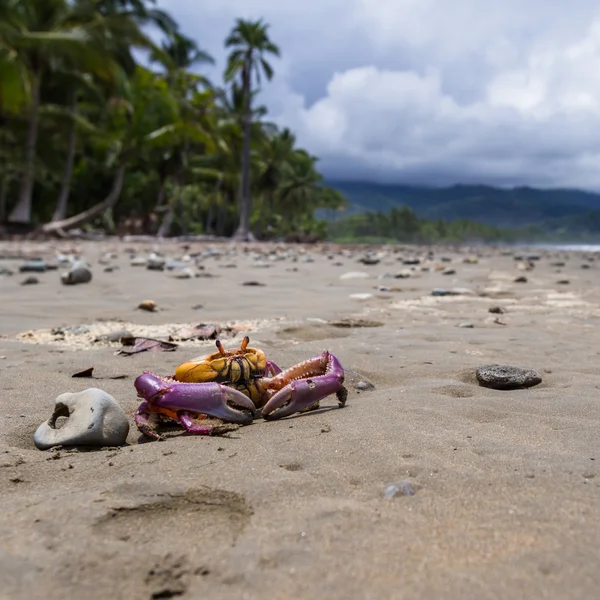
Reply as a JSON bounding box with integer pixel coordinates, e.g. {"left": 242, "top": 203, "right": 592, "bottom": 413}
{"left": 327, "top": 181, "right": 600, "bottom": 228}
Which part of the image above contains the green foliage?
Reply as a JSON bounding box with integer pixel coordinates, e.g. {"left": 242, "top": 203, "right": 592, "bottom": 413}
{"left": 0, "top": 1, "right": 346, "bottom": 237}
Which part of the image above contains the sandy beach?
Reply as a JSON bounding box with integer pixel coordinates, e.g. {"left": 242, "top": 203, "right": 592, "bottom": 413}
{"left": 1, "top": 239, "right": 599, "bottom": 600}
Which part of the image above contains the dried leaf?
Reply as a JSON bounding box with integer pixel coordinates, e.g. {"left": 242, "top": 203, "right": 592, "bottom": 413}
{"left": 72, "top": 367, "right": 94, "bottom": 378}
{"left": 116, "top": 337, "right": 178, "bottom": 355}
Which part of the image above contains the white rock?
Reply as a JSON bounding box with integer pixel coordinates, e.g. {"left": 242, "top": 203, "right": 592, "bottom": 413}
{"left": 340, "top": 271, "right": 370, "bottom": 280}
{"left": 34, "top": 388, "right": 129, "bottom": 450}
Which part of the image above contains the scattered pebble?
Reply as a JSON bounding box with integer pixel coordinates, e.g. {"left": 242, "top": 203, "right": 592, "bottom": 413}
{"left": 21, "top": 276, "right": 39, "bottom": 285}
{"left": 488, "top": 306, "right": 505, "bottom": 314}
{"left": 476, "top": 364, "right": 542, "bottom": 390}
{"left": 458, "top": 322, "right": 474, "bottom": 328}
{"left": 349, "top": 293, "right": 374, "bottom": 301}
{"left": 242, "top": 281, "right": 265, "bottom": 286}
{"left": 340, "top": 271, "right": 370, "bottom": 280}
{"left": 354, "top": 380, "right": 375, "bottom": 391}
{"left": 19, "top": 260, "right": 47, "bottom": 273}
{"left": 442, "top": 268, "right": 456, "bottom": 275}
{"left": 61, "top": 261, "right": 92, "bottom": 285}
{"left": 138, "top": 300, "right": 158, "bottom": 312}
{"left": 514, "top": 276, "right": 528, "bottom": 283}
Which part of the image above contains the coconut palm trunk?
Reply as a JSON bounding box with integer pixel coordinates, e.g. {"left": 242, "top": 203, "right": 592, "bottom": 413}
{"left": 51, "top": 90, "right": 78, "bottom": 222}
{"left": 8, "top": 70, "right": 41, "bottom": 225}
{"left": 41, "top": 163, "right": 126, "bottom": 233}
{"left": 234, "top": 91, "right": 253, "bottom": 240}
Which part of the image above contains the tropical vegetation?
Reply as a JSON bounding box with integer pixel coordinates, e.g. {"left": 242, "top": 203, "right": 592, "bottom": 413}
{"left": 0, "top": 0, "right": 347, "bottom": 240}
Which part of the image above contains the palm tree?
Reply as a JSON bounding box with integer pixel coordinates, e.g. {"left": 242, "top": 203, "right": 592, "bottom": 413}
{"left": 224, "top": 18, "right": 279, "bottom": 241}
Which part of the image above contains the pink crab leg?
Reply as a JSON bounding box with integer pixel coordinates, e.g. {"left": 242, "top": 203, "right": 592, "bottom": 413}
{"left": 134, "top": 400, "right": 163, "bottom": 441}
{"left": 261, "top": 352, "right": 347, "bottom": 420}
{"left": 134, "top": 372, "right": 256, "bottom": 424}
{"left": 178, "top": 413, "right": 217, "bottom": 435}
{"left": 266, "top": 360, "right": 282, "bottom": 376}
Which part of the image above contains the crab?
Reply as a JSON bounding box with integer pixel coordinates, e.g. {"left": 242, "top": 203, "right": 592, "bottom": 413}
{"left": 134, "top": 336, "right": 348, "bottom": 440}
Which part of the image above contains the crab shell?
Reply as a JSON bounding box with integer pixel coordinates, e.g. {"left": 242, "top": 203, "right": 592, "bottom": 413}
{"left": 174, "top": 338, "right": 267, "bottom": 384}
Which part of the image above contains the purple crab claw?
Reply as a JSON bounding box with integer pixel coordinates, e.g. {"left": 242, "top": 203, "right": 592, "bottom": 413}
{"left": 261, "top": 351, "right": 348, "bottom": 420}
{"left": 134, "top": 372, "right": 257, "bottom": 424}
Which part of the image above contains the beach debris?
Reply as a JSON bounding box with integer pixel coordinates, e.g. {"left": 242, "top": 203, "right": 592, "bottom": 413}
{"left": 134, "top": 337, "right": 348, "bottom": 440}
{"left": 458, "top": 322, "right": 474, "bottom": 328}
{"left": 116, "top": 336, "right": 177, "bottom": 355}
{"left": 358, "top": 255, "right": 380, "bottom": 265}
{"left": 442, "top": 268, "right": 456, "bottom": 275}
{"left": 72, "top": 367, "right": 94, "bottom": 378}
{"left": 61, "top": 260, "right": 92, "bottom": 285}
{"left": 514, "top": 276, "right": 528, "bottom": 283}
{"left": 242, "top": 281, "right": 265, "bottom": 286}
{"left": 340, "top": 271, "right": 370, "bottom": 280}
{"left": 557, "top": 279, "right": 570, "bottom": 285}
{"left": 463, "top": 256, "right": 479, "bottom": 264}
{"left": 33, "top": 388, "right": 129, "bottom": 450}
{"left": 19, "top": 259, "right": 47, "bottom": 273}
{"left": 130, "top": 256, "right": 146, "bottom": 266}
{"left": 349, "top": 293, "right": 374, "bottom": 301}
{"left": 138, "top": 299, "right": 158, "bottom": 312}
{"left": 191, "top": 304, "right": 203, "bottom": 310}
{"left": 384, "top": 482, "right": 417, "bottom": 498}
{"left": 21, "top": 276, "right": 39, "bottom": 285}
{"left": 476, "top": 364, "right": 542, "bottom": 390}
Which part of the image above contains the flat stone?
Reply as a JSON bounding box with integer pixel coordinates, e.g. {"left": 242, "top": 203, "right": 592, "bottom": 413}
{"left": 34, "top": 388, "right": 129, "bottom": 450}
{"left": 476, "top": 364, "right": 542, "bottom": 390}
{"left": 19, "top": 260, "right": 47, "bottom": 273}
{"left": 340, "top": 271, "right": 370, "bottom": 280}
{"left": 442, "top": 268, "right": 456, "bottom": 275}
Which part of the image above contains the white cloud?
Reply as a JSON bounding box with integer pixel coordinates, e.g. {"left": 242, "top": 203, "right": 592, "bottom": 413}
{"left": 160, "top": 0, "right": 600, "bottom": 189}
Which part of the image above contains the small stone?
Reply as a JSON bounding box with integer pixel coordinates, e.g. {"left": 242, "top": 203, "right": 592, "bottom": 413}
{"left": 557, "top": 280, "right": 570, "bottom": 285}
{"left": 354, "top": 380, "right": 375, "bottom": 391}
{"left": 172, "top": 268, "right": 195, "bottom": 279}
{"left": 376, "top": 285, "right": 391, "bottom": 292}
{"left": 514, "top": 276, "right": 528, "bottom": 283}
{"left": 442, "top": 268, "right": 456, "bottom": 275}
{"left": 33, "top": 388, "right": 130, "bottom": 450}
{"left": 146, "top": 255, "right": 166, "bottom": 271}
{"left": 130, "top": 257, "right": 146, "bottom": 267}
{"left": 94, "top": 330, "right": 133, "bottom": 343}
{"left": 19, "top": 260, "right": 47, "bottom": 273}
{"left": 21, "top": 276, "right": 39, "bottom": 285}
{"left": 458, "top": 322, "right": 474, "bottom": 328}
{"left": 61, "top": 261, "right": 92, "bottom": 285}
{"left": 242, "top": 281, "right": 265, "bottom": 286}
{"left": 138, "top": 300, "right": 157, "bottom": 312}
{"left": 476, "top": 364, "right": 542, "bottom": 390}
{"left": 359, "top": 256, "right": 380, "bottom": 265}
{"left": 349, "top": 293, "right": 374, "bottom": 301}
{"left": 432, "top": 288, "right": 450, "bottom": 296}
{"left": 489, "top": 306, "right": 505, "bottom": 314}
{"left": 463, "top": 256, "right": 479, "bottom": 264}
{"left": 103, "top": 266, "right": 118, "bottom": 273}
{"left": 394, "top": 270, "right": 412, "bottom": 279}
{"left": 402, "top": 259, "right": 420, "bottom": 265}
{"left": 340, "top": 271, "right": 370, "bottom": 280}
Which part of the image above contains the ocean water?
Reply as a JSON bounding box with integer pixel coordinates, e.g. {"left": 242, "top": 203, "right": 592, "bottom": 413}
{"left": 528, "top": 244, "right": 600, "bottom": 252}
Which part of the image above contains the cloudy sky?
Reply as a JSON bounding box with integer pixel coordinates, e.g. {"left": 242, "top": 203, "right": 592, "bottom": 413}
{"left": 159, "top": 0, "right": 600, "bottom": 189}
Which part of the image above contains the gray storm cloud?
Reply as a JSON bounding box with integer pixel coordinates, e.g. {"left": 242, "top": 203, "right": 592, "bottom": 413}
{"left": 159, "top": 0, "right": 600, "bottom": 189}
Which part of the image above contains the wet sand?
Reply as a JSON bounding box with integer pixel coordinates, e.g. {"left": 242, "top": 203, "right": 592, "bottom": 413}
{"left": 1, "top": 240, "right": 599, "bottom": 600}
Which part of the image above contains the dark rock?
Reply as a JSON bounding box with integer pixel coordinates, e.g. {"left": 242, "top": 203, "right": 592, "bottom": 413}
{"left": 19, "top": 260, "right": 46, "bottom": 273}
{"left": 514, "top": 276, "right": 528, "bottom": 283}
{"left": 476, "top": 364, "right": 542, "bottom": 390}
{"left": 488, "top": 306, "right": 506, "bottom": 314}
{"left": 21, "top": 276, "right": 39, "bottom": 285}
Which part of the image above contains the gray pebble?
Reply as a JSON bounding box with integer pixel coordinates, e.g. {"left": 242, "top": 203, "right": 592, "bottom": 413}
{"left": 19, "top": 260, "right": 46, "bottom": 273}
{"left": 476, "top": 364, "right": 542, "bottom": 390}
{"left": 34, "top": 388, "right": 130, "bottom": 450}
{"left": 61, "top": 261, "right": 92, "bottom": 285}
{"left": 354, "top": 380, "right": 375, "bottom": 391}
{"left": 21, "top": 276, "right": 39, "bottom": 285}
